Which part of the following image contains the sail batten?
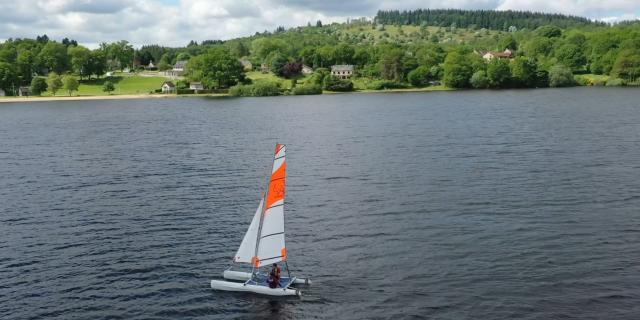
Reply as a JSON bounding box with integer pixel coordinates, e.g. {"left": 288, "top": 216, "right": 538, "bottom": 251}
{"left": 233, "top": 144, "right": 287, "bottom": 267}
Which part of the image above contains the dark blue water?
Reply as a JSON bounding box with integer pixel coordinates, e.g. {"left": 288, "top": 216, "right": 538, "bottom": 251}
{"left": 1, "top": 88, "right": 640, "bottom": 319}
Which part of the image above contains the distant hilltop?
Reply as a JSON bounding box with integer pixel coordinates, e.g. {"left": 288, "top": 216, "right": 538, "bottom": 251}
{"left": 374, "top": 9, "right": 606, "bottom": 30}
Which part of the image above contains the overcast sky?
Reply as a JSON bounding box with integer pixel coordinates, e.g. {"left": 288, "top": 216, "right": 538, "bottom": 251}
{"left": 1, "top": 0, "right": 639, "bottom": 48}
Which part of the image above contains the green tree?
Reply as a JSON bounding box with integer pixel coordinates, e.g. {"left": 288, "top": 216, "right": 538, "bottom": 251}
{"left": 251, "top": 38, "right": 288, "bottom": 62}
{"left": 612, "top": 49, "right": 640, "bottom": 83}
{"left": 443, "top": 51, "right": 472, "bottom": 88}
{"left": 37, "top": 42, "right": 69, "bottom": 74}
{"left": 102, "top": 80, "right": 115, "bottom": 94}
{"left": 378, "top": 48, "right": 405, "bottom": 81}
{"left": 407, "top": 66, "right": 431, "bottom": 87}
{"left": 0, "top": 62, "right": 17, "bottom": 93}
{"left": 46, "top": 72, "right": 63, "bottom": 95}
{"left": 510, "top": 57, "right": 538, "bottom": 87}
{"left": 62, "top": 75, "right": 79, "bottom": 96}
{"left": 90, "top": 50, "right": 107, "bottom": 78}
{"left": 499, "top": 34, "right": 517, "bottom": 50}
{"left": 555, "top": 44, "right": 586, "bottom": 71}
{"left": 30, "top": 76, "right": 47, "bottom": 95}
{"left": 470, "top": 70, "right": 489, "bottom": 88}
{"left": 68, "top": 45, "right": 92, "bottom": 79}
{"left": 548, "top": 65, "right": 575, "bottom": 87}
{"left": 487, "top": 59, "right": 511, "bottom": 87}
{"left": 269, "top": 53, "right": 289, "bottom": 76}
{"left": 536, "top": 25, "right": 562, "bottom": 38}
{"left": 334, "top": 44, "right": 355, "bottom": 64}
{"left": 187, "top": 47, "right": 245, "bottom": 89}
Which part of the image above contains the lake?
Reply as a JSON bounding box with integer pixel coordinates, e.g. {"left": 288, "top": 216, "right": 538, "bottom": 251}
{"left": 1, "top": 88, "right": 639, "bottom": 319}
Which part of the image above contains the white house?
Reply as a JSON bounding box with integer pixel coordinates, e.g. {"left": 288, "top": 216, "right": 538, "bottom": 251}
{"left": 331, "top": 65, "right": 354, "bottom": 79}
{"left": 301, "top": 64, "right": 313, "bottom": 75}
{"left": 161, "top": 81, "right": 176, "bottom": 94}
{"left": 165, "top": 60, "right": 188, "bottom": 78}
{"left": 239, "top": 59, "right": 253, "bottom": 71}
{"left": 0, "top": 88, "right": 5, "bottom": 96}
{"left": 479, "top": 49, "right": 514, "bottom": 61}
{"left": 190, "top": 81, "right": 204, "bottom": 93}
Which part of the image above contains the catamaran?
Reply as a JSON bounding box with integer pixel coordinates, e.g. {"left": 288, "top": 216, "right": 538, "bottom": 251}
{"left": 210, "top": 144, "right": 310, "bottom": 296}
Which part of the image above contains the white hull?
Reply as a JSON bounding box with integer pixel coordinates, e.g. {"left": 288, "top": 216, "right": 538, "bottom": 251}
{"left": 223, "top": 270, "right": 311, "bottom": 285}
{"left": 210, "top": 280, "right": 300, "bottom": 296}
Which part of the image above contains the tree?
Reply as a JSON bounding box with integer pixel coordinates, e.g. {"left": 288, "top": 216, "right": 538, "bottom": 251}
{"left": 251, "top": 38, "right": 288, "bottom": 62}
{"left": 187, "top": 47, "right": 245, "bottom": 89}
{"left": 443, "top": 51, "right": 472, "bottom": 88}
{"left": 612, "top": 49, "right": 640, "bottom": 83}
{"left": 535, "top": 25, "right": 562, "bottom": 38}
{"left": 102, "top": 81, "right": 115, "bottom": 94}
{"left": 499, "top": 34, "right": 517, "bottom": 50}
{"left": 555, "top": 44, "right": 586, "bottom": 71}
{"left": 334, "top": 44, "right": 355, "bottom": 64}
{"left": 487, "top": 59, "right": 511, "bottom": 87}
{"left": 0, "top": 62, "right": 17, "bottom": 93}
{"left": 46, "top": 72, "right": 63, "bottom": 95}
{"left": 62, "top": 75, "right": 79, "bottom": 96}
{"left": 269, "top": 53, "right": 289, "bottom": 76}
{"left": 323, "top": 75, "right": 353, "bottom": 91}
{"left": 90, "top": 50, "right": 107, "bottom": 78}
{"left": 510, "top": 57, "right": 538, "bottom": 87}
{"left": 548, "top": 65, "right": 575, "bottom": 87}
{"left": 68, "top": 45, "right": 92, "bottom": 79}
{"left": 30, "top": 76, "right": 47, "bottom": 95}
{"left": 282, "top": 62, "right": 302, "bottom": 78}
{"left": 378, "top": 48, "right": 405, "bottom": 81}
{"left": 407, "top": 66, "right": 431, "bottom": 87}
{"left": 470, "top": 71, "right": 489, "bottom": 88}
{"left": 38, "top": 42, "right": 69, "bottom": 74}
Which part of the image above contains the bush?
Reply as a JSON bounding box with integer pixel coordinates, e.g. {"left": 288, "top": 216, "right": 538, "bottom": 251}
{"left": 30, "top": 76, "right": 47, "bottom": 96}
{"left": 229, "top": 81, "right": 282, "bottom": 97}
{"left": 605, "top": 78, "right": 626, "bottom": 86}
{"left": 323, "top": 76, "right": 354, "bottom": 92}
{"left": 367, "top": 80, "right": 408, "bottom": 90}
{"left": 177, "top": 88, "right": 195, "bottom": 94}
{"left": 407, "top": 66, "right": 431, "bottom": 87}
{"left": 470, "top": 71, "right": 489, "bottom": 88}
{"left": 292, "top": 84, "right": 322, "bottom": 95}
{"left": 548, "top": 65, "right": 576, "bottom": 87}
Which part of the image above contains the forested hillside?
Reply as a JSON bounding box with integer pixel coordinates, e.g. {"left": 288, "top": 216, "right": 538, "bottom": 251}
{"left": 1, "top": 10, "right": 639, "bottom": 97}
{"left": 375, "top": 9, "right": 605, "bottom": 30}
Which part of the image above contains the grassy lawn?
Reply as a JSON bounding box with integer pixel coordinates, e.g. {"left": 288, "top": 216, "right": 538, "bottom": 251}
{"left": 574, "top": 74, "right": 610, "bottom": 85}
{"left": 43, "top": 74, "right": 166, "bottom": 96}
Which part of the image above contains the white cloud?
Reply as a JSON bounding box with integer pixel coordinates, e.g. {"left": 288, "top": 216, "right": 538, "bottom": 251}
{"left": 0, "top": 0, "right": 638, "bottom": 47}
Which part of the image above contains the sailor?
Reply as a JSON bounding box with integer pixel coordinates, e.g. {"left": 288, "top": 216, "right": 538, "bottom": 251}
{"left": 267, "top": 263, "right": 281, "bottom": 288}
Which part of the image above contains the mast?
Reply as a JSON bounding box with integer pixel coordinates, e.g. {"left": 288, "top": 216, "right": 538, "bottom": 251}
{"left": 250, "top": 144, "right": 279, "bottom": 277}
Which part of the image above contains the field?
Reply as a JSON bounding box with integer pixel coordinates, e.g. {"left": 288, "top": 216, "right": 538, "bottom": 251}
{"left": 43, "top": 74, "right": 167, "bottom": 96}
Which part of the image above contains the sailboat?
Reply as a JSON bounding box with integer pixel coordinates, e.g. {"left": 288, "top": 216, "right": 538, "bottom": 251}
{"left": 210, "top": 144, "right": 310, "bottom": 296}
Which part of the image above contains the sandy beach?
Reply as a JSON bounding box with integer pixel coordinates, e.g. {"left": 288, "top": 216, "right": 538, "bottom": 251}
{"left": 0, "top": 94, "right": 181, "bottom": 104}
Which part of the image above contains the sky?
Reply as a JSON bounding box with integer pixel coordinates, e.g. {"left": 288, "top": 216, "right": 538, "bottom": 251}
{"left": 0, "top": 0, "right": 639, "bottom": 48}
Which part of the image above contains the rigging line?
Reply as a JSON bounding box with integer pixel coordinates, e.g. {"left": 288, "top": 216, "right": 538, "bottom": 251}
{"left": 260, "top": 232, "right": 284, "bottom": 239}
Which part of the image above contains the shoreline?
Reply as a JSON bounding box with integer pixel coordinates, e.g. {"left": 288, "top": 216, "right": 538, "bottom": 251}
{"left": 0, "top": 85, "right": 626, "bottom": 103}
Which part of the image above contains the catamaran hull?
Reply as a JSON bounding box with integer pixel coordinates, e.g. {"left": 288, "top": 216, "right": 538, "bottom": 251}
{"left": 210, "top": 280, "right": 300, "bottom": 296}
{"left": 223, "top": 270, "right": 311, "bottom": 285}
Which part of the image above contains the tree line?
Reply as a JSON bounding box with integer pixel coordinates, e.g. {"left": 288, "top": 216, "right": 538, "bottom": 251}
{"left": 375, "top": 9, "right": 606, "bottom": 31}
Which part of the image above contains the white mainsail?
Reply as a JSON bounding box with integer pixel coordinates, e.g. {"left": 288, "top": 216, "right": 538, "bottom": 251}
{"left": 233, "top": 144, "right": 287, "bottom": 268}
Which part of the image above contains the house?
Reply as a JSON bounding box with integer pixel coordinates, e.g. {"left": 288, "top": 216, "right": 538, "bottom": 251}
{"left": 165, "top": 60, "right": 188, "bottom": 77}
{"left": 0, "top": 88, "right": 5, "bottom": 96}
{"left": 18, "top": 86, "right": 30, "bottom": 97}
{"left": 148, "top": 61, "right": 155, "bottom": 68}
{"left": 331, "top": 65, "right": 354, "bottom": 79}
{"left": 189, "top": 81, "right": 204, "bottom": 93}
{"left": 239, "top": 59, "right": 252, "bottom": 71}
{"left": 478, "top": 49, "right": 513, "bottom": 61}
{"left": 161, "top": 81, "right": 176, "bottom": 94}
{"left": 301, "top": 64, "right": 313, "bottom": 75}
{"left": 260, "top": 63, "right": 269, "bottom": 73}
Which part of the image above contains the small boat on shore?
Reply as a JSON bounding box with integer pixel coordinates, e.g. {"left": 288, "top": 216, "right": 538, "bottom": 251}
{"left": 210, "top": 144, "right": 310, "bottom": 296}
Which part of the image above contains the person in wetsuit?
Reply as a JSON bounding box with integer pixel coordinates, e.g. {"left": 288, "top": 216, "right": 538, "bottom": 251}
{"left": 267, "top": 263, "right": 281, "bottom": 288}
